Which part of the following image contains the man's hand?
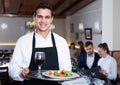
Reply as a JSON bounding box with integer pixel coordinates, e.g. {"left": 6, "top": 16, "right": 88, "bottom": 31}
{"left": 21, "top": 68, "right": 30, "bottom": 80}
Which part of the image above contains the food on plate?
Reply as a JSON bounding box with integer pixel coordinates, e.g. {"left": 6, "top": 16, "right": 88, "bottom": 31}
{"left": 49, "top": 71, "right": 54, "bottom": 76}
{"left": 49, "top": 69, "right": 72, "bottom": 77}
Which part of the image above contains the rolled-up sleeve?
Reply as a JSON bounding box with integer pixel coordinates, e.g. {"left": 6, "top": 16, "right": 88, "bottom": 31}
{"left": 8, "top": 38, "right": 24, "bottom": 81}
{"left": 8, "top": 35, "right": 32, "bottom": 81}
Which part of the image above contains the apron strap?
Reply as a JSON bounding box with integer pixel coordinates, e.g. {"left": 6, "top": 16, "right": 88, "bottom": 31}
{"left": 32, "top": 32, "right": 35, "bottom": 50}
{"left": 51, "top": 32, "right": 56, "bottom": 47}
{"left": 29, "top": 32, "right": 58, "bottom": 71}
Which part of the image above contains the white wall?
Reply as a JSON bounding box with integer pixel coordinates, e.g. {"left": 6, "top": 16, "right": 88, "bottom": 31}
{"left": 52, "top": 19, "right": 66, "bottom": 38}
{"left": 66, "top": 0, "right": 102, "bottom": 49}
{"left": 0, "top": 17, "right": 32, "bottom": 50}
{"left": 113, "top": 0, "right": 120, "bottom": 50}
{"left": 102, "top": 0, "right": 113, "bottom": 50}
{"left": 0, "top": 17, "right": 32, "bottom": 43}
{"left": 102, "top": 0, "right": 120, "bottom": 50}
{"left": 0, "top": 17, "right": 65, "bottom": 50}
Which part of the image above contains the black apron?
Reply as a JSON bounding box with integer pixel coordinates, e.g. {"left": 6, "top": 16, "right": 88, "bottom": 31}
{"left": 23, "top": 32, "right": 60, "bottom": 85}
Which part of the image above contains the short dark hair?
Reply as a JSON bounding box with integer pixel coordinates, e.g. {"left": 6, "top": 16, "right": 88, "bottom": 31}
{"left": 78, "top": 41, "right": 84, "bottom": 46}
{"left": 85, "top": 41, "right": 93, "bottom": 47}
{"left": 70, "top": 42, "right": 75, "bottom": 46}
{"left": 33, "top": 2, "right": 54, "bottom": 16}
{"left": 98, "top": 43, "right": 110, "bottom": 54}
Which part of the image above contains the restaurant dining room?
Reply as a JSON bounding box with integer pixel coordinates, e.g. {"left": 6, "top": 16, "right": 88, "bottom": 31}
{"left": 0, "top": 0, "right": 120, "bottom": 85}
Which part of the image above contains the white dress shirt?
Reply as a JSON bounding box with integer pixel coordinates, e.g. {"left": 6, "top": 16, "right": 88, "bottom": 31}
{"left": 87, "top": 53, "right": 95, "bottom": 69}
{"left": 98, "top": 55, "right": 117, "bottom": 80}
{"left": 8, "top": 31, "right": 72, "bottom": 81}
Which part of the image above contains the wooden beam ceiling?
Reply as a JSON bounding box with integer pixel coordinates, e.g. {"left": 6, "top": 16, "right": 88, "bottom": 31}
{"left": 53, "top": 0, "right": 65, "bottom": 10}
{"left": 60, "top": 0, "right": 83, "bottom": 15}
{"left": 0, "top": 0, "right": 95, "bottom": 18}
{"left": 63, "top": 0, "right": 95, "bottom": 15}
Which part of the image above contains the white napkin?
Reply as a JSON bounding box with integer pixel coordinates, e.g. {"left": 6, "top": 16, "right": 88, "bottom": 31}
{"left": 92, "top": 78, "right": 105, "bottom": 85}
{"left": 62, "top": 76, "right": 90, "bottom": 85}
{"left": 0, "top": 63, "right": 9, "bottom": 72}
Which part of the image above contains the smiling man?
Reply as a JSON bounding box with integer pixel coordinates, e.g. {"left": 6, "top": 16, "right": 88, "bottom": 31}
{"left": 8, "top": 2, "right": 72, "bottom": 85}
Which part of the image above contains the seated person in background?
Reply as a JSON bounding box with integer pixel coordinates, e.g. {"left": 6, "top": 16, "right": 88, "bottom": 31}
{"left": 78, "top": 41, "right": 101, "bottom": 70}
{"left": 69, "top": 42, "right": 78, "bottom": 61}
{"left": 77, "top": 41, "right": 86, "bottom": 57}
{"left": 69, "top": 42, "right": 78, "bottom": 72}
{"left": 97, "top": 43, "right": 117, "bottom": 81}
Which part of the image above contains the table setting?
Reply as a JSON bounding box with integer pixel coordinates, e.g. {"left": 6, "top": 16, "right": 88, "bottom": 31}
{"left": 0, "top": 61, "right": 9, "bottom": 67}
{"left": 62, "top": 75, "right": 105, "bottom": 85}
{"left": 0, "top": 60, "right": 9, "bottom": 72}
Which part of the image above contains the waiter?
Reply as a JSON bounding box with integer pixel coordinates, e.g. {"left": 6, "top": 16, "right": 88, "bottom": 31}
{"left": 8, "top": 2, "right": 72, "bottom": 85}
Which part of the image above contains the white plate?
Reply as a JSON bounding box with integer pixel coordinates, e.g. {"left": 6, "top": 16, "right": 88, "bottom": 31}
{"left": 42, "top": 70, "right": 80, "bottom": 79}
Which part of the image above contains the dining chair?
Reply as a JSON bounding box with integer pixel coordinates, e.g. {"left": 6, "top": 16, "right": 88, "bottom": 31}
{"left": 0, "top": 50, "right": 3, "bottom": 60}
{"left": 111, "top": 50, "right": 120, "bottom": 85}
{"left": 0, "top": 66, "right": 9, "bottom": 85}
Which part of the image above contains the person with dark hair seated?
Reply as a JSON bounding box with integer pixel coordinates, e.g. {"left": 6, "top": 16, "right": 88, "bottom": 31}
{"left": 78, "top": 41, "right": 101, "bottom": 70}
{"left": 97, "top": 43, "right": 117, "bottom": 84}
{"left": 77, "top": 41, "right": 86, "bottom": 56}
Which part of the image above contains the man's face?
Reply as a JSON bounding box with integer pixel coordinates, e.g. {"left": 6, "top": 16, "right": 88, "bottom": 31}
{"left": 34, "top": 8, "right": 53, "bottom": 32}
{"left": 85, "top": 45, "right": 94, "bottom": 55}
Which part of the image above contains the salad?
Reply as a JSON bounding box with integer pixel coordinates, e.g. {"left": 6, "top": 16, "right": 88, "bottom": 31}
{"left": 49, "top": 69, "right": 73, "bottom": 77}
